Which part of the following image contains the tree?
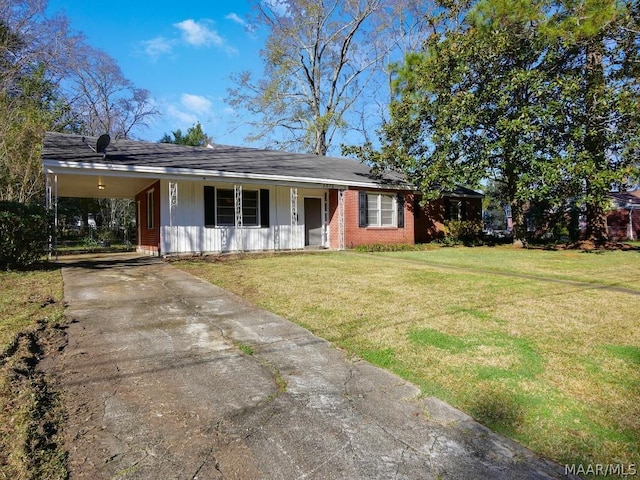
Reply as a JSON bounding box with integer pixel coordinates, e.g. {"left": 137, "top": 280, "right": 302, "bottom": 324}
{"left": 346, "top": 0, "right": 639, "bottom": 245}
{"left": 0, "top": 64, "right": 73, "bottom": 202}
{"left": 547, "top": 0, "right": 640, "bottom": 244}
{"left": 227, "top": 0, "right": 432, "bottom": 155}
{"left": 347, "top": 0, "right": 560, "bottom": 245}
{"left": 66, "top": 45, "right": 159, "bottom": 139}
{"left": 160, "top": 122, "right": 213, "bottom": 146}
{"left": 0, "top": 0, "right": 160, "bottom": 205}
{"left": 0, "top": 0, "right": 81, "bottom": 202}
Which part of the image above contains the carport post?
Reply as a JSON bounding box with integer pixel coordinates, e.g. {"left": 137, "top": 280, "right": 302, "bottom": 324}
{"left": 338, "top": 189, "right": 345, "bottom": 250}
{"left": 45, "top": 174, "right": 59, "bottom": 261}
{"left": 290, "top": 187, "right": 298, "bottom": 250}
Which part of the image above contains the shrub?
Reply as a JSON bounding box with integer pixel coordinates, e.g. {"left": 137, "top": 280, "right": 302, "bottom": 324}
{"left": 0, "top": 202, "right": 51, "bottom": 269}
{"left": 443, "top": 220, "right": 483, "bottom": 245}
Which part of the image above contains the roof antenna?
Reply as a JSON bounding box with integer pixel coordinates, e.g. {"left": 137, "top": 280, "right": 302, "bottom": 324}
{"left": 82, "top": 136, "right": 96, "bottom": 153}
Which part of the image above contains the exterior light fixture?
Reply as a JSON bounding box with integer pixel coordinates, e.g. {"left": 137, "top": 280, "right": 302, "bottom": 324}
{"left": 98, "top": 183, "right": 105, "bottom": 190}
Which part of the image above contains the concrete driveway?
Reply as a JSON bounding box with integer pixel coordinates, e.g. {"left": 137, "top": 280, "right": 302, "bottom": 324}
{"left": 53, "top": 253, "right": 571, "bottom": 479}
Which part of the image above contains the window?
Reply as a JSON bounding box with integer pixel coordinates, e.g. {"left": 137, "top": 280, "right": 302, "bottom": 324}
{"left": 204, "top": 186, "right": 269, "bottom": 227}
{"left": 369, "top": 193, "right": 395, "bottom": 227}
{"left": 446, "top": 199, "right": 466, "bottom": 221}
{"left": 216, "top": 189, "right": 235, "bottom": 225}
{"left": 146, "top": 190, "right": 155, "bottom": 229}
{"left": 359, "top": 191, "right": 402, "bottom": 227}
{"left": 241, "top": 189, "right": 258, "bottom": 226}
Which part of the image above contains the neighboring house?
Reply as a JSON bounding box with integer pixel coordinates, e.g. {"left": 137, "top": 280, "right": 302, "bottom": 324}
{"left": 607, "top": 190, "right": 640, "bottom": 241}
{"left": 42, "top": 132, "right": 482, "bottom": 255}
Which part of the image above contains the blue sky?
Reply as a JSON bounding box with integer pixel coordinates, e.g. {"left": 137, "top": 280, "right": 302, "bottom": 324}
{"left": 46, "top": 0, "right": 264, "bottom": 145}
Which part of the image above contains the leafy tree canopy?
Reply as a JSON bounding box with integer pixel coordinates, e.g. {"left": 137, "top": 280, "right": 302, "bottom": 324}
{"left": 345, "top": 0, "right": 640, "bottom": 245}
{"left": 159, "top": 122, "right": 213, "bottom": 147}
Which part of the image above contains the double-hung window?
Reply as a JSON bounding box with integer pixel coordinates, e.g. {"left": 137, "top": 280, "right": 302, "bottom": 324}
{"left": 367, "top": 193, "right": 395, "bottom": 227}
{"left": 216, "top": 188, "right": 258, "bottom": 226}
{"left": 445, "top": 199, "right": 466, "bottom": 221}
{"left": 204, "top": 186, "right": 269, "bottom": 228}
{"left": 359, "top": 191, "right": 404, "bottom": 228}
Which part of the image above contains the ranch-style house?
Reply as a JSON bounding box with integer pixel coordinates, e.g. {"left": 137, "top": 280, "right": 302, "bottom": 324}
{"left": 42, "top": 132, "right": 482, "bottom": 255}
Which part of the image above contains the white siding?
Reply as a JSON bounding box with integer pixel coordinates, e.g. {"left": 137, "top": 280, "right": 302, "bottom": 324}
{"left": 158, "top": 180, "right": 327, "bottom": 255}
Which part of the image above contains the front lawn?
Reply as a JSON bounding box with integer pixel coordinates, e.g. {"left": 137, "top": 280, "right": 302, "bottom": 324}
{"left": 176, "top": 246, "right": 640, "bottom": 477}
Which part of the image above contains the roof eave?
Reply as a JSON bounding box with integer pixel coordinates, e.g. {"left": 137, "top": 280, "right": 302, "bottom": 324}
{"left": 42, "top": 159, "right": 411, "bottom": 190}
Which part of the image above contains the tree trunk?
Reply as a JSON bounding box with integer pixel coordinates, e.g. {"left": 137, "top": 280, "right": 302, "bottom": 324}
{"left": 510, "top": 200, "right": 528, "bottom": 247}
{"left": 584, "top": 36, "right": 608, "bottom": 245}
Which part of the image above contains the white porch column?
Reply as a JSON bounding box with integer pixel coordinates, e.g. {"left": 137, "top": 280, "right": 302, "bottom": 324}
{"left": 338, "top": 189, "right": 345, "bottom": 250}
{"left": 290, "top": 187, "right": 298, "bottom": 249}
{"left": 168, "top": 181, "right": 178, "bottom": 254}
{"left": 234, "top": 184, "right": 243, "bottom": 251}
{"left": 45, "top": 174, "right": 59, "bottom": 260}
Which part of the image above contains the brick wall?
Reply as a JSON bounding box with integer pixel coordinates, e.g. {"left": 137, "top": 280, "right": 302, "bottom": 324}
{"left": 414, "top": 195, "right": 483, "bottom": 243}
{"left": 135, "top": 180, "right": 160, "bottom": 253}
{"left": 329, "top": 189, "right": 415, "bottom": 248}
{"left": 607, "top": 208, "right": 640, "bottom": 240}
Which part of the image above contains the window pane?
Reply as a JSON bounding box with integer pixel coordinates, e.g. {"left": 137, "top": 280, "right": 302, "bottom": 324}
{"left": 242, "top": 190, "right": 259, "bottom": 226}
{"left": 217, "top": 213, "right": 235, "bottom": 225}
{"left": 217, "top": 189, "right": 234, "bottom": 225}
{"left": 380, "top": 195, "right": 395, "bottom": 226}
{"left": 448, "top": 200, "right": 461, "bottom": 221}
{"left": 147, "top": 191, "right": 154, "bottom": 229}
{"left": 367, "top": 194, "right": 379, "bottom": 226}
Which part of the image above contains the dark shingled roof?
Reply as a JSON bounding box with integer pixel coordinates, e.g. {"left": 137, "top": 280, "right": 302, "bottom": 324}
{"left": 42, "top": 132, "right": 407, "bottom": 188}
{"left": 610, "top": 190, "right": 640, "bottom": 207}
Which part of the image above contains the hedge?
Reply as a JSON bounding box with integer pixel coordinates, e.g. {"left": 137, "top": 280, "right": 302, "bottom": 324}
{"left": 0, "top": 201, "right": 51, "bottom": 269}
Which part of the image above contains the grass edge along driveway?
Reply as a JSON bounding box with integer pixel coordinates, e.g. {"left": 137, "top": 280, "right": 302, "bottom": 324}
{"left": 176, "top": 246, "right": 640, "bottom": 478}
{"left": 0, "top": 267, "right": 67, "bottom": 480}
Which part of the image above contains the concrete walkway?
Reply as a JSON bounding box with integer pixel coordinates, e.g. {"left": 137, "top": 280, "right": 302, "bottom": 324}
{"left": 53, "top": 253, "right": 571, "bottom": 479}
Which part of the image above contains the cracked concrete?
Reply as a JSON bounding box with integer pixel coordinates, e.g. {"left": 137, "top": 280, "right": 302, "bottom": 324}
{"left": 50, "top": 253, "right": 574, "bottom": 479}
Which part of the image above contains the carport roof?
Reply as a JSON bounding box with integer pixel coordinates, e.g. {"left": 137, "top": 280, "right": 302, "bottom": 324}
{"left": 42, "top": 132, "right": 408, "bottom": 198}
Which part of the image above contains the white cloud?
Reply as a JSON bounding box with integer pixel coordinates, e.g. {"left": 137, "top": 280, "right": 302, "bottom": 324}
{"left": 166, "top": 105, "right": 198, "bottom": 126}
{"left": 225, "top": 13, "right": 246, "bottom": 27}
{"left": 174, "top": 19, "right": 223, "bottom": 47}
{"left": 162, "top": 94, "right": 214, "bottom": 128}
{"left": 140, "top": 36, "right": 175, "bottom": 61}
{"left": 226, "top": 12, "right": 257, "bottom": 36}
{"left": 181, "top": 94, "right": 212, "bottom": 116}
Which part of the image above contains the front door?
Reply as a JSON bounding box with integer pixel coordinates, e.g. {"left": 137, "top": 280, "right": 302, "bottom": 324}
{"left": 304, "top": 198, "right": 322, "bottom": 246}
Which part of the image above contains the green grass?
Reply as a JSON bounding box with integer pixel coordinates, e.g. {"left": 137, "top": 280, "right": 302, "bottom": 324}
{"left": 177, "top": 246, "right": 640, "bottom": 477}
{"left": 0, "top": 266, "right": 67, "bottom": 480}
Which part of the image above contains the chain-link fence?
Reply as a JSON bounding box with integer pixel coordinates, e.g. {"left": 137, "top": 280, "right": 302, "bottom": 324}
{"left": 54, "top": 225, "right": 136, "bottom": 254}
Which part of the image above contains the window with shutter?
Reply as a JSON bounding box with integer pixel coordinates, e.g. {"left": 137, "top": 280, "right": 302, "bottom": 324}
{"left": 361, "top": 192, "right": 397, "bottom": 227}
{"left": 215, "top": 188, "right": 260, "bottom": 226}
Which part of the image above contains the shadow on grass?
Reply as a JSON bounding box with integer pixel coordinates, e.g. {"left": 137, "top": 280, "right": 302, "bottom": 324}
{"left": 467, "top": 387, "right": 526, "bottom": 437}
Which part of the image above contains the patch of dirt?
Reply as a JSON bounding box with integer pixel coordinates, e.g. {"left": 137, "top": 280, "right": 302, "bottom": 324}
{"left": 563, "top": 240, "right": 638, "bottom": 251}
{"left": 0, "top": 319, "right": 69, "bottom": 479}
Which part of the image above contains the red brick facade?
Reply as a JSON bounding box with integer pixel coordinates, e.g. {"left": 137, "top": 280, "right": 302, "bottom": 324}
{"left": 329, "top": 189, "right": 483, "bottom": 248}
{"left": 135, "top": 180, "right": 161, "bottom": 253}
{"left": 607, "top": 209, "right": 640, "bottom": 240}
{"left": 414, "top": 195, "right": 483, "bottom": 243}
{"left": 329, "top": 189, "right": 415, "bottom": 248}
